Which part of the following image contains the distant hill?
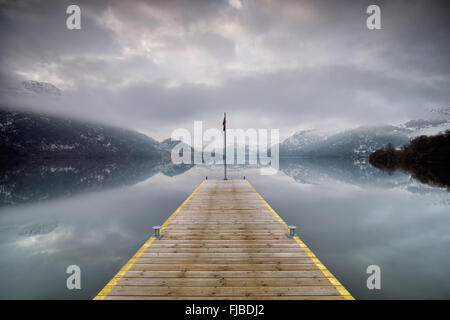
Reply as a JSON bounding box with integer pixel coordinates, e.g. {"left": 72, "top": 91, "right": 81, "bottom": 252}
{"left": 279, "top": 125, "right": 410, "bottom": 158}
{"left": 400, "top": 107, "right": 450, "bottom": 137}
{"left": 0, "top": 109, "right": 165, "bottom": 164}
{"left": 21, "top": 80, "right": 61, "bottom": 96}
{"left": 279, "top": 107, "right": 450, "bottom": 158}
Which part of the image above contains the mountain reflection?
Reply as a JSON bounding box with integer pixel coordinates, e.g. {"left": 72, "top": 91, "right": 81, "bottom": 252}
{"left": 0, "top": 159, "right": 193, "bottom": 206}
{"left": 2, "top": 156, "right": 448, "bottom": 207}
{"left": 279, "top": 157, "right": 406, "bottom": 186}
{"left": 279, "top": 157, "right": 449, "bottom": 193}
{"left": 370, "top": 163, "right": 450, "bottom": 190}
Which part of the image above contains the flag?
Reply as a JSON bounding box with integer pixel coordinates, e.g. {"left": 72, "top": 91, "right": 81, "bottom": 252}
{"left": 222, "top": 114, "right": 226, "bottom": 131}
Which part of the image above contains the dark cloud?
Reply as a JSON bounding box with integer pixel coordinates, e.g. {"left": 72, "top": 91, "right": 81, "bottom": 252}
{"left": 0, "top": 0, "right": 449, "bottom": 140}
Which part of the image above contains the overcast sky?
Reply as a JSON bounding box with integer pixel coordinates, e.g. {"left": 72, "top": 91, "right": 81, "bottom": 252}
{"left": 0, "top": 0, "right": 449, "bottom": 140}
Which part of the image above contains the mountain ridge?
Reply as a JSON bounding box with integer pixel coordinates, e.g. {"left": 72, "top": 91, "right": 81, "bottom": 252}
{"left": 279, "top": 108, "right": 450, "bottom": 158}
{"left": 0, "top": 108, "right": 178, "bottom": 164}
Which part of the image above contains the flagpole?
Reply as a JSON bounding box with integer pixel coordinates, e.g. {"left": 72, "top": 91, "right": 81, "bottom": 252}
{"left": 223, "top": 112, "right": 227, "bottom": 180}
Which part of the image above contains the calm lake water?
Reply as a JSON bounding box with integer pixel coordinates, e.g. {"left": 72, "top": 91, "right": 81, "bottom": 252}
{"left": 0, "top": 158, "right": 449, "bottom": 299}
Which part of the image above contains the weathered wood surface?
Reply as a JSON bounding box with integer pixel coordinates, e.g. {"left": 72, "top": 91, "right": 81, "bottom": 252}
{"left": 95, "top": 179, "right": 353, "bottom": 300}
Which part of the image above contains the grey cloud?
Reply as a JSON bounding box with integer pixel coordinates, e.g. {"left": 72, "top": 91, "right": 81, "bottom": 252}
{"left": 0, "top": 0, "right": 449, "bottom": 140}
{"left": 0, "top": 0, "right": 119, "bottom": 60}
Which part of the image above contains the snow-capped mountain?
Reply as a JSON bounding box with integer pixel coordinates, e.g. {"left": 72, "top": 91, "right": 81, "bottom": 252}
{"left": 159, "top": 138, "right": 193, "bottom": 153}
{"left": 280, "top": 125, "right": 410, "bottom": 158}
{"left": 280, "top": 107, "right": 450, "bottom": 158}
{"left": 0, "top": 109, "right": 164, "bottom": 163}
{"left": 21, "top": 80, "right": 61, "bottom": 96}
{"left": 0, "top": 108, "right": 203, "bottom": 166}
{"left": 280, "top": 129, "right": 329, "bottom": 151}
{"left": 400, "top": 107, "right": 450, "bottom": 138}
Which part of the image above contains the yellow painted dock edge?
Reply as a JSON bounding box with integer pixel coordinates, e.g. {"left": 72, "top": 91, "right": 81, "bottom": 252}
{"left": 246, "top": 179, "right": 355, "bottom": 300}
{"left": 93, "top": 179, "right": 206, "bottom": 300}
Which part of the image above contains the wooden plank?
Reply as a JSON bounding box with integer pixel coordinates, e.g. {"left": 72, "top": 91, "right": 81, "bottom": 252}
{"left": 148, "top": 240, "right": 299, "bottom": 244}
{"left": 107, "top": 286, "right": 341, "bottom": 297}
{"left": 159, "top": 236, "right": 292, "bottom": 240}
{"left": 141, "top": 248, "right": 303, "bottom": 253}
{"left": 163, "top": 226, "right": 283, "bottom": 230}
{"left": 163, "top": 230, "right": 287, "bottom": 234}
{"left": 139, "top": 253, "right": 310, "bottom": 258}
{"left": 120, "top": 270, "right": 326, "bottom": 278}
{"left": 133, "top": 258, "right": 318, "bottom": 264}
{"left": 128, "top": 264, "right": 319, "bottom": 271}
{"left": 103, "top": 295, "right": 345, "bottom": 300}
{"left": 115, "top": 277, "right": 333, "bottom": 287}
{"left": 149, "top": 243, "right": 300, "bottom": 248}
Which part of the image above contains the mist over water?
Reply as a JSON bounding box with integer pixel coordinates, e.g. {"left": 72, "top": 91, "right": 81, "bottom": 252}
{"left": 0, "top": 158, "right": 449, "bottom": 299}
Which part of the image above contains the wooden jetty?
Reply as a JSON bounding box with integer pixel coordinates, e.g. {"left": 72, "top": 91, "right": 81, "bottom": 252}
{"left": 94, "top": 179, "right": 354, "bottom": 300}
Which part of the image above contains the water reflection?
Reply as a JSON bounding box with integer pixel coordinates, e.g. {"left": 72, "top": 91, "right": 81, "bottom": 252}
{"left": 370, "top": 161, "right": 450, "bottom": 190}
{"left": 0, "top": 159, "right": 193, "bottom": 206}
{"left": 0, "top": 158, "right": 449, "bottom": 299}
{"left": 280, "top": 157, "right": 410, "bottom": 188}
